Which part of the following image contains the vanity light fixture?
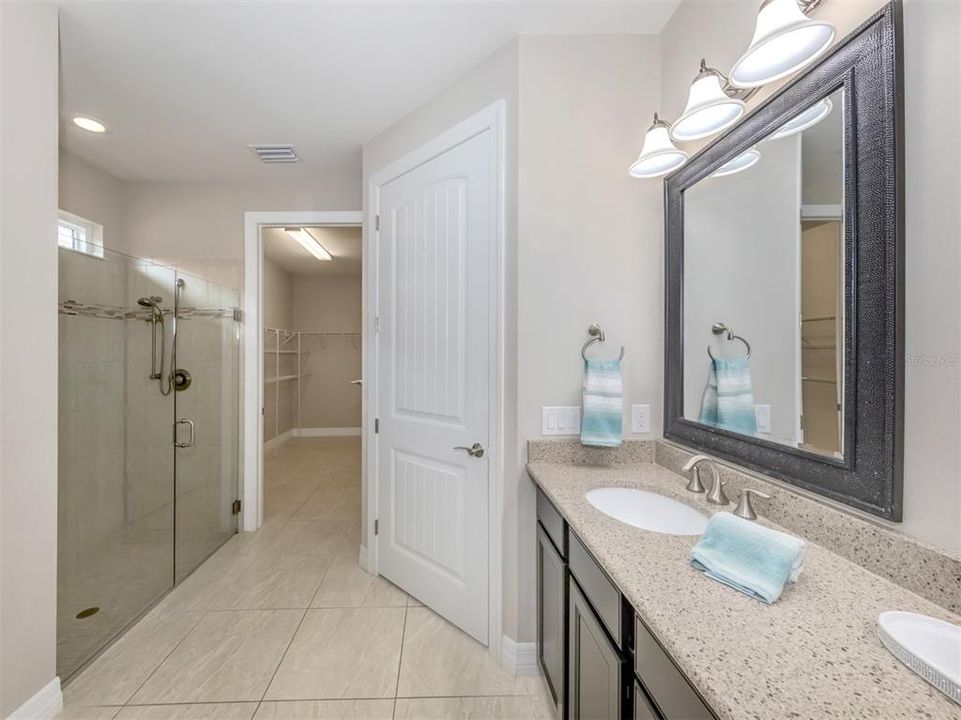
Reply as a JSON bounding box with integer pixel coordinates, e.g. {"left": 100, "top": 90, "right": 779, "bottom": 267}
{"left": 628, "top": 114, "right": 689, "bottom": 179}
{"left": 729, "top": 0, "right": 836, "bottom": 88}
{"left": 72, "top": 115, "right": 108, "bottom": 133}
{"left": 768, "top": 96, "right": 833, "bottom": 139}
{"left": 711, "top": 147, "right": 761, "bottom": 177}
{"left": 284, "top": 227, "right": 332, "bottom": 261}
{"left": 671, "top": 60, "right": 749, "bottom": 142}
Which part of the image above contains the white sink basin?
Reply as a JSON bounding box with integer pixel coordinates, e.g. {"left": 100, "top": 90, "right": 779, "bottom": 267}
{"left": 585, "top": 487, "right": 708, "bottom": 536}
{"left": 878, "top": 611, "right": 961, "bottom": 705}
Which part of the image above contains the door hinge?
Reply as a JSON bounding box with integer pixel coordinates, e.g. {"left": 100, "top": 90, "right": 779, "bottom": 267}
{"left": 232, "top": 499, "right": 242, "bottom": 515}
{"left": 374, "top": 418, "right": 379, "bottom": 433}
{"left": 375, "top": 316, "right": 380, "bottom": 333}
{"left": 232, "top": 308, "right": 243, "bottom": 322}
{"left": 375, "top": 214, "right": 381, "bottom": 231}
{"left": 374, "top": 519, "right": 379, "bottom": 535}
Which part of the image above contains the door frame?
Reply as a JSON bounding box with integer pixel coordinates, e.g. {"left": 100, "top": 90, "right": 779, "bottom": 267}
{"left": 242, "top": 210, "right": 363, "bottom": 533}
{"left": 365, "top": 100, "right": 506, "bottom": 660}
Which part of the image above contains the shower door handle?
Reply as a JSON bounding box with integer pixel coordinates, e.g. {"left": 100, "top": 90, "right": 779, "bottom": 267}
{"left": 174, "top": 418, "right": 195, "bottom": 448}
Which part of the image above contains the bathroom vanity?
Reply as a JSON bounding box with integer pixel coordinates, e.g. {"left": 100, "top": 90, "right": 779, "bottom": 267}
{"left": 528, "top": 441, "right": 961, "bottom": 720}
{"left": 537, "top": 486, "right": 714, "bottom": 720}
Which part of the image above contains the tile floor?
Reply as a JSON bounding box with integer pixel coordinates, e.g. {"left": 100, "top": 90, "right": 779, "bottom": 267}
{"left": 59, "top": 438, "right": 551, "bottom": 720}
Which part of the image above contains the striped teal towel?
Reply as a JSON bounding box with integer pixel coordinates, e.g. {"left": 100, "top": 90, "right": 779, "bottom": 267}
{"left": 581, "top": 358, "right": 623, "bottom": 447}
{"left": 690, "top": 512, "right": 807, "bottom": 604}
{"left": 699, "top": 356, "right": 758, "bottom": 435}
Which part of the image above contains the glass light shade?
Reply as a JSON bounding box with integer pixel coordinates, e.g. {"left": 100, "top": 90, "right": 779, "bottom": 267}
{"left": 729, "top": 0, "right": 835, "bottom": 88}
{"left": 769, "top": 97, "right": 833, "bottom": 139}
{"left": 712, "top": 147, "right": 761, "bottom": 177}
{"left": 629, "top": 117, "right": 688, "bottom": 178}
{"left": 671, "top": 71, "right": 745, "bottom": 141}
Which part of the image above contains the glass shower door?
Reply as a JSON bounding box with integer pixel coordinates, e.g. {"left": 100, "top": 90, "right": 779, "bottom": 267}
{"left": 172, "top": 273, "right": 241, "bottom": 582}
{"left": 58, "top": 248, "right": 176, "bottom": 680}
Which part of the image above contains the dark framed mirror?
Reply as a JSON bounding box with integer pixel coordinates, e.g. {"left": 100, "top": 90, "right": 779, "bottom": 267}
{"left": 664, "top": 3, "right": 904, "bottom": 520}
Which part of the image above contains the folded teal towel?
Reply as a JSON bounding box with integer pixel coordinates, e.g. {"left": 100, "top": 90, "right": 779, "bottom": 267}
{"left": 581, "top": 358, "right": 623, "bottom": 447}
{"left": 699, "top": 356, "right": 758, "bottom": 435}
{"left": 690, "top": 512, "right": 806, "bottom": 604}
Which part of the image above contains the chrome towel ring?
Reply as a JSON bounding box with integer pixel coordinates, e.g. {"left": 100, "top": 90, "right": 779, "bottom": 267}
{"left": 582, "top": 323, "right": 625, "bottom": 362}
{"left": 707, "top": 322, "right": 751, "bottom": 360}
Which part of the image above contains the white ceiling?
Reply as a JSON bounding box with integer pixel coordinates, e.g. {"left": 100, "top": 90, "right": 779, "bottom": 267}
{"left": 263, "top": 226, "right": 363, "bottom": 276}
{"left": 58, "top": 1, "right": 680, "bottom": 183}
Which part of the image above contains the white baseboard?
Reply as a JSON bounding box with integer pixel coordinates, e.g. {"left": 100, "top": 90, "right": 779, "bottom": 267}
{"left": 263, "top": 429, "right": 293, "bottom": 451}
{"left": 501, "top": 636, "right": 540, "bottom": 676}
{"left": 357, "top": 544, "right": 369, "bottom": 572}
{"left": 295, "top": 427, "right": 362, "bottom": 437}
{"left": 7, "top": 677, "right": 62, "bottom": 720}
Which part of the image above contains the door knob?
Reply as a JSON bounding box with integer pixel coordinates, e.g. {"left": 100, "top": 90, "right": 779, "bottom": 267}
{"left": 454, "top": 443, "right": 485, "bottom": 458}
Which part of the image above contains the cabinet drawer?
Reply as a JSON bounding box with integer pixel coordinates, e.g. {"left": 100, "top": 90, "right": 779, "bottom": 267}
{"left": 568, "top": 531, "right": 621, "bottom": 646}
{"left": 537, "top": 487, "right": 566, "bottom": 558}
{"left": 634, "top": 616, "right": 715, "bottom": 720}
{"left": 634, "top": 682, "right": 659, "bottom": 720}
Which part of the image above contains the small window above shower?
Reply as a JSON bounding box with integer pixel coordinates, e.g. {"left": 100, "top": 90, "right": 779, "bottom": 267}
{"left": 57, "top": 209, "right": 104, "bottom": 258}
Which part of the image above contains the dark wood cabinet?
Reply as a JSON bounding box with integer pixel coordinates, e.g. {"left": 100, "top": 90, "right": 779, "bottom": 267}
{"left": 533, "top": 485, "right": 716, "bottom": 720}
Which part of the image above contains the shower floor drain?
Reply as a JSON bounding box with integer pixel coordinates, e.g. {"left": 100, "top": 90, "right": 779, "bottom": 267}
{"left": 76, "top": 607, "right": 100, "bottom": 620}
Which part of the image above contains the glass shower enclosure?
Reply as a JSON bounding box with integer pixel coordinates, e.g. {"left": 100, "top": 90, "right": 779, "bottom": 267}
{"left": 58, "top": 243, "right": 240, "bottom": 680}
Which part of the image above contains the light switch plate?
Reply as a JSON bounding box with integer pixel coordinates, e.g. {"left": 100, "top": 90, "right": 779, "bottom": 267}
{"left": 542, "top": 406, "right": 581, "bottom": 436}
{"left": 755, "top": 404, "right": 772, "bottom": 434}
{"left": 631, "top": 404, "right": 651, "bottom": 434}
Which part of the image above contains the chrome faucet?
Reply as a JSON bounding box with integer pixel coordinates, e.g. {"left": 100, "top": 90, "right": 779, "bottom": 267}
{"left": 681, "top": 454, "right": 714, "bottom": 494}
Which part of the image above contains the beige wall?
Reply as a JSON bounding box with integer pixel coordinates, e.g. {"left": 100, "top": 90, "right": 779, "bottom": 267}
{"left": 516, "top": 34, "right": 662, "bottom": 641}
{"left": 292, "top": 275, "right": 363, "bottom": 429}
{"left": 660, "top": 0, "right": 961, "bottom": 553}
{"left": 263, "top": 258, "right": 293, "bottom": 329}
{"left": 0, "top": 2, "right": 60, "bottom": 715}
{"left": 59, "top": 150, "right": 126, "bottom": 249}
{"left": 123, "top": 178, "right": 360, "bottom": 261}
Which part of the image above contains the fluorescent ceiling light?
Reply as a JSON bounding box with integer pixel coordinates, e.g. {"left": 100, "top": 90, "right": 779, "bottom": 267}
{"left": 629, "top": 114, "right": 688, "bottom": 179}
{"left": 284, "top": 227, "right": 332, "bottom": 261}
{"left": 72, "top": 115, "right": 108, "bottom": 133}
{"left": 729, "top": 0, "right": 835, "bottom": 88}
{"left": 768, "top": 97, "right": 833, "bottom": 140}
{"left": 671, "top": 64, "right": 745, "bottom": 142}
{"left": 712, "top": 147, "right": 761, "bottom": 177}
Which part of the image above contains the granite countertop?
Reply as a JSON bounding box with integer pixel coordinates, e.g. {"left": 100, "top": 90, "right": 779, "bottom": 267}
{"left": 527, "top": 459, "right": 961, "bottom": 720}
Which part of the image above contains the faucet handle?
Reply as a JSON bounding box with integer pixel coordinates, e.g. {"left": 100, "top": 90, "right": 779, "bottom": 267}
{"left": 685, "top": 467, "right": 706, "bottom": 493}
{"left": 733, "top": 488, "right": 771, "bottom": 520}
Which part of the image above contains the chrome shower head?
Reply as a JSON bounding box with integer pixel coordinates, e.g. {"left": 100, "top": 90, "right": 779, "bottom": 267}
{"left": 137, "top": 296, "right": 163, "bottom": 307}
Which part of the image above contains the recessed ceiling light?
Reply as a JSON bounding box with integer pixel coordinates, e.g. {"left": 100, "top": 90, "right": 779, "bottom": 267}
{"left": 72, "top": 116, "right": 108, "bottom": 133}
{"left": 284, "top": 227, "right": 332, "bottom": 261}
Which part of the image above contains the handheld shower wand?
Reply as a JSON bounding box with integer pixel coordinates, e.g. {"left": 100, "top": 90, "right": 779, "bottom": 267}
{"left": 137, "top": 296, "right": 173, "bottom": 395}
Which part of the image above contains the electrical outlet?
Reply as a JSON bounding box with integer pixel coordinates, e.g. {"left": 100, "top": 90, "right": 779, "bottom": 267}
{"left": 631, "top": 404, "right": 651, "bottom": 434}
{"left": 542, "top": 406, "right": 581, "bottom": 435}
{"left": 755, "top": 404, "right": 771, "bottom": 434}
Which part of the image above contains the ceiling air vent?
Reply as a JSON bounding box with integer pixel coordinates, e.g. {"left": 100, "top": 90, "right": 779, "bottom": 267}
{"left": 249, "top": 144, "right": 300, "bottom": 163}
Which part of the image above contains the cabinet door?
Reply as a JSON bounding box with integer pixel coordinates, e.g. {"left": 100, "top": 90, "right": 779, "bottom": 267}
{"left": 537, "top": 524, "right": 567, "bottom": 717}
{"left": 569, "top": 581, "right": 621, "bottom": 720}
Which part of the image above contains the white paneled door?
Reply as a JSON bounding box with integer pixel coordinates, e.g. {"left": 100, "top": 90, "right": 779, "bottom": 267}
{"left": 376, "top": 129, "right": 492, "bottom": 644}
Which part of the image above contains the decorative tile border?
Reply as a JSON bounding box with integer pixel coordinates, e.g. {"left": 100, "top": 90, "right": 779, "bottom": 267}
{"left": 59, "top": 301, "right": 237, "bottom": 321}
{"left": 655, "top": 439, "right": 961, "bottom": 614}
{"left": 59, "top": 300, "right": 126, "bottom": 320}
{"left": 527, "top": 438, "right": 654, "bottom": 465}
